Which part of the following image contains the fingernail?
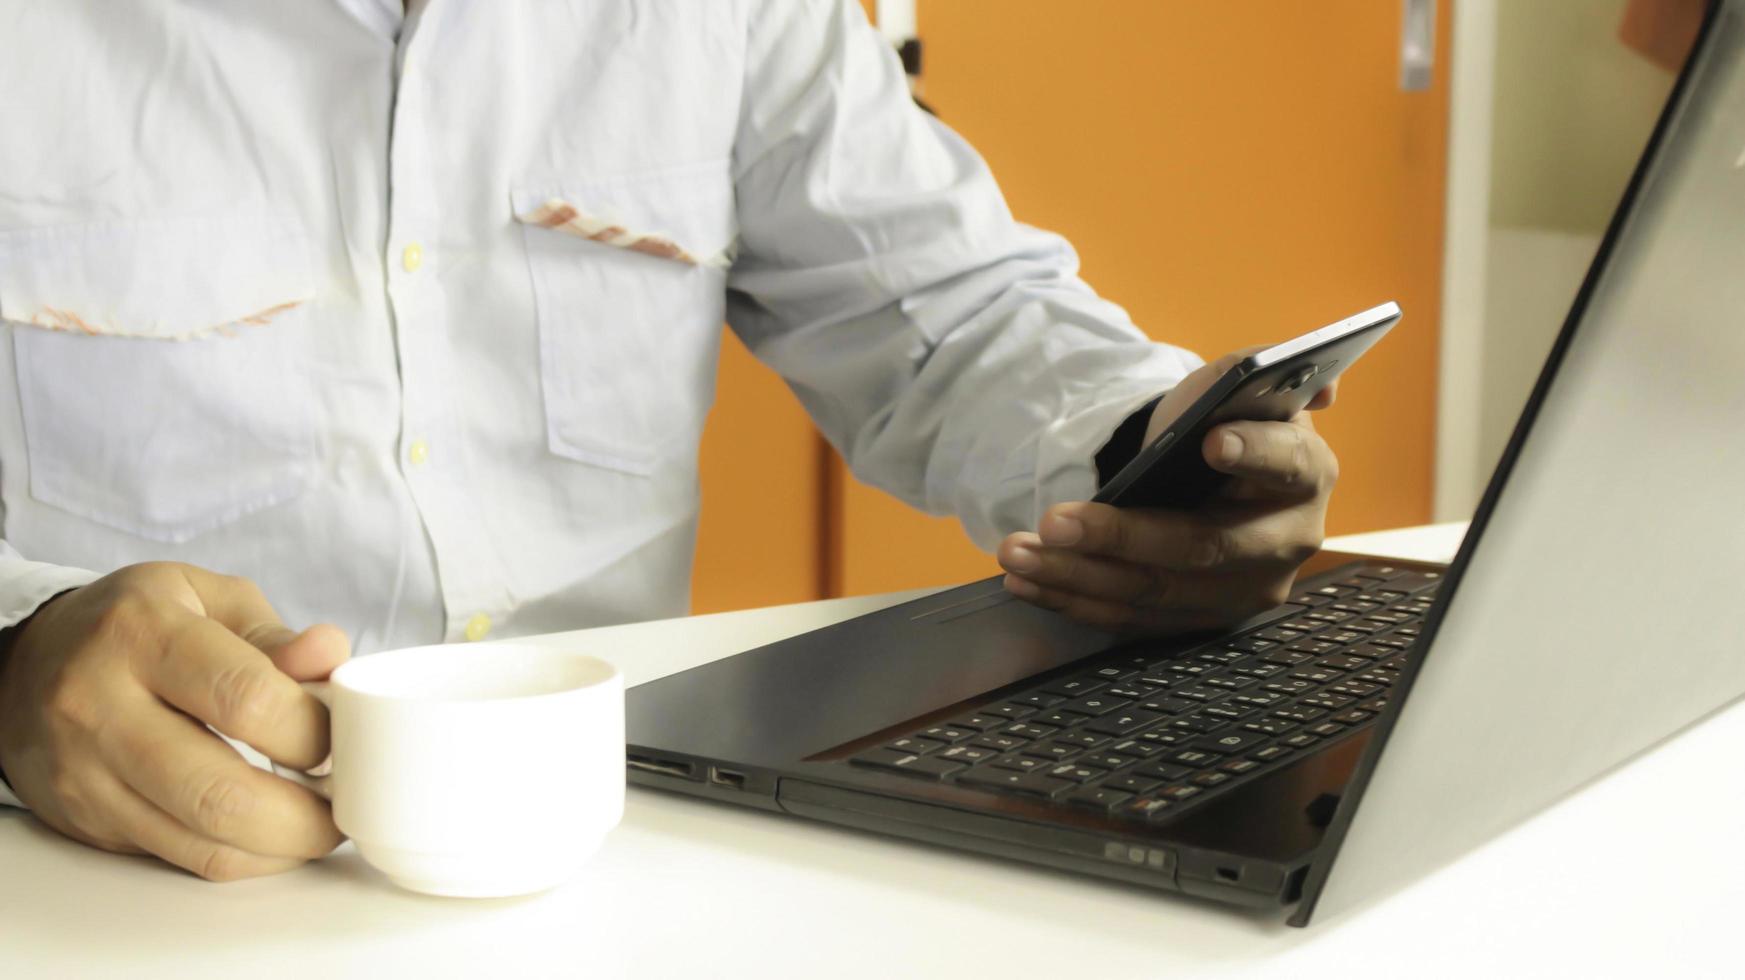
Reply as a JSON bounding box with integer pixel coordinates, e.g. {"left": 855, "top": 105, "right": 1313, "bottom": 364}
{"left": 1004, "top": 544, "right": 1042, "bottom": 573}
{"left": 1004, "top": 574, "right": 1041, "bottom": 599}
{"left": 1216, "top": 432, "right": 1244, "bottom": 466}
{"left": 1040, "top": 513, "right": 1083, "bottom": 546}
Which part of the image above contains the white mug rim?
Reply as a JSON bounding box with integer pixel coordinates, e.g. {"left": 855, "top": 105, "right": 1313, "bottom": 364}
{"left": 327, "top": 643, "right": 620, "bottom": 706}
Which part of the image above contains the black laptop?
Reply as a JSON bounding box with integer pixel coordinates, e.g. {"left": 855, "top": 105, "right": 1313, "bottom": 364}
{"left": 625, "top": 0, "right": 1745, "bottom": 926}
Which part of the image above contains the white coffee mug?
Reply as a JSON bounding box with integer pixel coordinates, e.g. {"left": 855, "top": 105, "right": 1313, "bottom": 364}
{"left": 275, "top": 643, "right": 625, "bottom": 897}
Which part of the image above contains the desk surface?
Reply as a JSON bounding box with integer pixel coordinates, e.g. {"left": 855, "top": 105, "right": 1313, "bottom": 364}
{"left": 5, "top": 520, "right": 1740, "bottom": 978}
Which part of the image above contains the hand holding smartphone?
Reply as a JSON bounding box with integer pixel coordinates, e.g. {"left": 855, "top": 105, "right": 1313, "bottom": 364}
{"left": 1095, "top": 302, "right": 1401, "bottom": 509}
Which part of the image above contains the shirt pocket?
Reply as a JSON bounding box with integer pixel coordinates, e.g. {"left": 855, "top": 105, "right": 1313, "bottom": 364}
{"left": 0, "top": 207, "right": 319, "bottom": 544}
{"left": 512, "top": 160, "right": 737, "bottom": 476}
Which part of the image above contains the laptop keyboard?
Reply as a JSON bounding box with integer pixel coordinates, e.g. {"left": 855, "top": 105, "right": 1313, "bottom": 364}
{"left": 848, "top": 563, "right": 1440, "bottom": 823}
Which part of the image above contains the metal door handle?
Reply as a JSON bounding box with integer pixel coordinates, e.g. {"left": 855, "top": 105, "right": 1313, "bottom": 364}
{"left": 1401, "top": 0, "right": 1436, "bottom": 91}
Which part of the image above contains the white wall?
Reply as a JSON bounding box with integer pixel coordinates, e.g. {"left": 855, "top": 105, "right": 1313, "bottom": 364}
{"left": 1436, "top": 0, "right": 1678, "bottom": 519}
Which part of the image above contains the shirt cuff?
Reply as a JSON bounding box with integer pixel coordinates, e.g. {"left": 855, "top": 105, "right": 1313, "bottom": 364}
{"left": 1094, "top": 395, "right": 1166, "bottom": 488}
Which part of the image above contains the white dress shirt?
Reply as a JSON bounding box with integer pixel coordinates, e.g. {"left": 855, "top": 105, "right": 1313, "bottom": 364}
{"left": 0, "top": 0, "right": 1198, "bottom": 805}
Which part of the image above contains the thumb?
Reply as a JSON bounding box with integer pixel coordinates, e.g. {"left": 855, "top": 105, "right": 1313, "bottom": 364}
{"left": 251, "top": 623, "right": 351, "bottom": 682}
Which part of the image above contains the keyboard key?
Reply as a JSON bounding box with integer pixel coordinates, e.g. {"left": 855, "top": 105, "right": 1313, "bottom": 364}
{"left": 919, "top": 726, "right": 975, "bottom": 743}
{"left": 1174, "top": 685, "right": 1223, "bottom": 702}
{"left": 1282, "top": 733, "right": 1321, "bottom": 749}
{"left": 1279, "top": 618, "right": 1328, "bottom": 633}
{"left": 947, "top": 713, "right": 1006, "bottom": 731}
{"left": 1255, "top": 627, "right": 1302, "bottom": 642}
{"left": 1201, "top": 675, "right": 1257, "bottom": 691}
{"left": 1057, "top": 695, "right": 1131, "bottom": 717}
{"left": 1327, "top": 681, "right": 1381, "bottom": 698}
{"left": 1040, "top": 677, "right": 1106, "bottom": 697}
{"left": 1263, "top": 679, "right": 1316, "bottom": 696}
{"left": 1158, "top": 784, "right": 1203, "bottom": 802}
{"left": 1233, "top": 690, "right": 1288, "bottom": 708}
{"left": 1243, "top": 717, "right": 1296, "bottom": 736}
{"left": 1135, "top": 729, "right": 1190, "bottom": 747}
{"left": 886, "top": 736, "right": 947, "bottom": 755}
{"left": 1305, "top": 722, "right": 1347, "bottom": 737}
{"left": 1104, "top": 685, "right": 1147, "bottom": 700}
{"left": 1331, "top": 709, "right": 1375, "bottom": 725}
{"left": 1304, "top": 609, "right": 1355, "bottom": 625}
{"left": 1218, "top": 758, "right": 1261, "bottom": 774}
{"left": 1137, "top": 696, "right": 1196, "bottom": 714}
{"left": 1164, "top": 749, "right": 1218, "bottom": 769}
{"left": 1067, "top": 787, "right": 1134, "bottom": 811}
{"left": 935, "top": 745, "right": 996, "bottom": 764}
{"left": 989, "top": 753, "right": 1048, "bottom": 772}
{"left": 1135, "top": 761, "right": 1193, "bottom": 782}
{"left": 1165, "top": 662, "right": 1212, "bottom": 677}
{"left": 1191, "top": 730, "right": 1270, "bottom": 754}
{"left": 1190, "top": 771, "right": 1232, "bottom": 787}
{"left": 1045, "top": 763, "right": 1103, "bottom": 784}
{"left": 1021, "top": 742, "right": 1080, "bottom": 762}
{"left": 957, "top": 768, "right": 1073, "bottom": 798}
{"left": 1054, "top": 730, "right": 1111, "bottom": 749}
{"left": 1321, "top": 630, "right": 1369, "bottom": 645}
{"left": 851, "top": 749, "right": 967, "bottom": 778}
{"left": 1354, "top": 671, "right": 1396, "bottom": 687}
{"left": 1225, "top": 636, "right": 1276, "bottom": 653}
{"left": 1357, "top": 697, "right": 1390, "bottom": 713}
{"left": 1264, "top": 650, "right": 1312, "bottom": 666}
{"left": 1107, "top": 774, "right": 1164, "bottom": 794}
{"left": 1016, "top": 692, "right": 1064, "bottom": 709}
{"left": 1200, "top": 649, "right": 1248, "bottom": 665}
{"left": 1032, "top": 711, "right": 1083, "bottom": 727}
{"left": 1288, "top": 640, "right": 1342, "bottom": 656}
{"left": 1166, "top": 714, "right": 1220, "bottom": 733}
{"left": 1107, "top": 738, "right": 1164, "bottom": 758}
{"left": 1231, "top": 663, "right": 1287, "bottom": 678}
{"left": 1090, "top": 665, "right": 1139, "bottom": 681}
{"left": 971, "top": 734, "right": 1027, "bottom": 752}
{"left": 1299, "top": 694, "right": 1356, "bottom": 711}
{"left": 985, "top": 704, "right": 1037, "bottom": 720}
{"left": 1002, "top": 722, "right": 1056, "bottom": 740}
{"left": 1288, "top": 667, "right": 1340, "bottom": 684}
{"left": 1272, "top": 706, "right": 1325, "bottom": 723}
{"left": 1316, "top": 655, "right": 1370, "bottom": 672}
{"left": 1252, "top": 745, "right": 1293, "bottom": 762}
{"left": 1121, "top": 797, "right": 1174, "bottom": 821}
{"left": 1201, "top": 704, "right": 1255, "bottom": 721}
{"left": 1079, "top": 752, "right": 1136, "bottom": 770}
{"left": 1085, "top": 710, "right": 1162, "bottom": 735}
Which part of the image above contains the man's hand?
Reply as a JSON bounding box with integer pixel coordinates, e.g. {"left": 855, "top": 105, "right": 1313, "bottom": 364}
{"left": 0, "top": 563, "right": 348, "bottom": 880}
{"left": 997, "top": 352, "right": 1339, "bottom": 633}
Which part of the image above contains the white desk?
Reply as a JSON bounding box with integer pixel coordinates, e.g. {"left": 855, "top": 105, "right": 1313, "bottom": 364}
{"left": 5, "top": 521, "right": 1741, "bottom": 978}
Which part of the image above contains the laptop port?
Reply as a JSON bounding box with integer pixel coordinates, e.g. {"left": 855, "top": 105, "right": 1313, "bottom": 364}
{"left": 627, "top": 754, "right": 699, "bottom": 781}
{"left": 708, "top": 767, "right": 748, "bottom": 790}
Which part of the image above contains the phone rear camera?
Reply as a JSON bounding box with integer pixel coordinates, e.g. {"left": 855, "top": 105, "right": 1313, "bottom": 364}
{"left": 1276, "top": 364, "right": 1319, "bottom": 393}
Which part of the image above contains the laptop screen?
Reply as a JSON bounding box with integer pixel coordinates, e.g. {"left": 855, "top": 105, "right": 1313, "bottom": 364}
{"left": 1298, "top": 0, "right": 1745, "bottom": 925}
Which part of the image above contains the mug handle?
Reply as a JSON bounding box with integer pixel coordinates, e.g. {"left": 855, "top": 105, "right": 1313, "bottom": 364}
{"left": 270, "top": 681, "right": 334, "bottom": 801}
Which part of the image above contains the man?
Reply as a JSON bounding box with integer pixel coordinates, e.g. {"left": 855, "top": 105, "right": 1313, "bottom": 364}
{"left": 0, "top": 1, "right": 1338, "bottom": 882}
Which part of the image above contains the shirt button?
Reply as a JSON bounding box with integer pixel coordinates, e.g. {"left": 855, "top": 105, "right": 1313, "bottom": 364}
{"left": 401, "top": 242, "right": 424, "bottom": 273}
{"left": 407, "top": 439, "right": 430, "bottom": 465}
{"left": 464, "top": 613, "right": 493, "bottom": 642}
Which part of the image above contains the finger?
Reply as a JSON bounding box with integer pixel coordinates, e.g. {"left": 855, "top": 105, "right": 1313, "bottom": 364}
{"left": 1306, "top": 378, "right": 1339, "bottom": 410}
{"left": 1002, "top": 576, "right": 1232, "bottom": 635}
{"left": 84, "top": 768, "right": 303, "bottom": 881}
{"left": 999, "top": 541, "right": 1251, "bottom": 611}
{"left": 264, "top": 624, "right": 351, "bottom": 682}
{"left": 1202, "top": 420, "right": 1338, "bottom": 497}
{"left": 130, "top": 611, "right": 331, "bottom": 770}
{"left": 98, "top": 701, "right": 342, "bottom": 859}
{"left": 1037, "top": 501, "right": 1299, "bottom": 571}
{"left": 176, "top": 567, "right": 352, "bottom": 680}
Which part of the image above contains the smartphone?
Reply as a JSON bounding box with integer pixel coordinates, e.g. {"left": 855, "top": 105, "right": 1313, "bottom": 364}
{"left": 1094, "top": 301, "right": 1401, "bottom": 509}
